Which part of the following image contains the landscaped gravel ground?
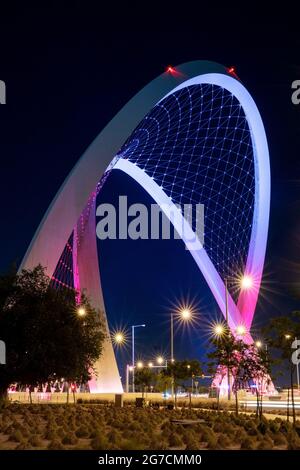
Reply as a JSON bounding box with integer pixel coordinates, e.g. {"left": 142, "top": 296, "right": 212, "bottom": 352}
{"left": 0, "top": 404, "right": 299, "bottom": 450}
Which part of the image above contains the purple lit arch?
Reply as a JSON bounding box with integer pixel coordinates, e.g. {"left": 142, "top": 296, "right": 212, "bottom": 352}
{"left": 20, "top": 62, "right": 270, "bottom": 392}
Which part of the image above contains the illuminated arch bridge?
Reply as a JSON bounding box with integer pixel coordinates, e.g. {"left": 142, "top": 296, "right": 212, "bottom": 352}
{"left": 20, "top": 61, "right": 270, "bottom": 393}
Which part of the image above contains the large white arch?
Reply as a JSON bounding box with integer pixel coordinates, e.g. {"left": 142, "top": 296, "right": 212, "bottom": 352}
{"left": 20, "top": 61, "right": 270, "bottom": 392}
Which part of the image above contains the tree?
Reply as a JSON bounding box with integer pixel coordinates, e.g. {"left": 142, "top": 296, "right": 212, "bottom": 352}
{"left": 208, "top": 326, "right": 244, "bottom": 405}
{"left": 0, "top": 265, "right": 105, "bottom": 401}
{"left": 262, "top": 312, "right": 300, "bottom": 426}
{"left": 134, "top": 367, "right": 155, "bottom": 398}
{"left": 155, "top": 372, "right": 173, "bottom": 398}
{"left": 162, "top": 360, "right": 202, "bottom": 408}
{"left": 233, "top": 343, "right": 271, "bottom": 418}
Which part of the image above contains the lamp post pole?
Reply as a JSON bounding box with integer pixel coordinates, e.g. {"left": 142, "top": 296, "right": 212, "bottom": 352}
{"left": 131, "top": 324, "right": 145, "bottom": 393}
{"left": 170, "top": 313, "right": 174, "bottom": 398}
{"left": 132, "top": 327, "right": 135, "bottom": 392}
{"left": 126, "top": 365, "right": 130, "bottom": 393}
{"left": 296, "top": 337, "right": 300, "bottom": 391}
{"left": 225, "top": 278, "right": 231, "bottom": 401}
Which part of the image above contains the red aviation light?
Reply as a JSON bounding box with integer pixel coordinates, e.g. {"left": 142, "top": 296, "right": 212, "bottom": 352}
{"left": 227, "top": 66, "right": 240, "bottom": 80}
{"left": 166, "top": 65, "right": 176, "bottom": 74}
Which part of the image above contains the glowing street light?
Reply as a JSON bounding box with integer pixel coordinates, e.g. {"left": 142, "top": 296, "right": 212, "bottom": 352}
{"left": 114, "top": 332, "right": 125, "bottom": 345}
{"left": 285, "top": 334, "right": 291, "bottom": 340}
{"left": 236, "top": 325, "right": 247, "bottom": 337}
{"left": 255, "top": 340, "right": 263, "bottom": 348}
{"left": 156, "top": 356, "right": 164, "bottom": 365}
{"left": 137, "top": 361, "right": 143, "bottom": 369}
{"left": 240, "top": 274, "right": 254, "bottom": 290}
{"left": 214, "top": 323, "right": 225, "bottom": 337}
{"left": 170, "top": 306, "right": 193, "bottom": 398}
{"left": 77, "top": 307, "right": 86, "bottom": 317}
{"left": 181, "top": 308, "right": 192, "bottom": 320}
{"left": 148, "top": 362, "right": 153, "bottom": 368}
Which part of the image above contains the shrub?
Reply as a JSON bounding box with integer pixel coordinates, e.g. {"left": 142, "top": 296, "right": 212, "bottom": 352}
{"left": 62, "top": 433, "right": 78, "bottom": 445}
{"left": 185, "top": 435, "right": 200, "bottom": 450}
{"left": 75, "top": 425, "right": 90, "bottom": 438}
{"left": 240, "top": 437, "right": 256, "bottom": 450}
{"left": 120, "top": 438, "right": 144, "bottom": 450}
{"left": 269, "top": 421, "right": 281, "bottom": 433}
{"left": 217, "top": 434, "right": 232, "bottom": 449}
{"left": 148, "top": 436, "right": 168, "bottom": 450}
{"left": 168, "top": 432, "right": 183, "bottom": 447}
{"left": 9, "top": 430, "right": 24, "bottom": 443}
{"left": 206, "top": 434, "right": 218, "bottom": 449}
{"left": 273, "top": 432, "right": 287, "bottom": 446}
{"left": 16, "top": 442, "right": 31, "bottom": 450}
{"left": 91, "top": 433, "right": 109, "bottom": 450}
{"left": 257, "top": 421, "right": 269, "bottom": 435}
{"left": 287, "top": 432, "right": 300, "bottom": 450}
{"left": 48, "top": 439, "right": 64, "bottom": 450}
{"left": 29, "top": 435, "right": 43, "bottom": 447}
{"left": 213, "top": 422, "right": 224, "bottom": 433}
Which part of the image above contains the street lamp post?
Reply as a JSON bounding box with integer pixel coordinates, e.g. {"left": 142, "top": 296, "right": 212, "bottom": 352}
{"left": 295, "top": 337, "right": 300, "bottom": 391}
{"left": 224, "top": 278, "right": 231, "bottom": 401}
{"left": 170, "top": 308, "right": 192, "bottom": 398}
{"left": 126, "top": 365, "right": 133, "bottom": 393}
{"left": 223, "top": 275, "right": 252, "bottom": 400}
{"left": 132, "top": 324, "right": 145, "bottom": 393}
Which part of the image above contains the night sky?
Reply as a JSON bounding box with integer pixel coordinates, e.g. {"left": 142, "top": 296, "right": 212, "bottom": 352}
{"left": 1, "top": 5, "right": 300, "bottom": 384}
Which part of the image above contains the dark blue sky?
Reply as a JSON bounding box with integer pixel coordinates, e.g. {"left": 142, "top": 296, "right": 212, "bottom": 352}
{"left": 1, "top": 5, "right": 300, "bottom": 384}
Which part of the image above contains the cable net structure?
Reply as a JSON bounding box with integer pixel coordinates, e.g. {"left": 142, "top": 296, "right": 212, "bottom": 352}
{"left": 117, "top": 84, "right": 255, "bottom": 297}
{"left": 50, "top": 83, "right": 256, "bottom": 306}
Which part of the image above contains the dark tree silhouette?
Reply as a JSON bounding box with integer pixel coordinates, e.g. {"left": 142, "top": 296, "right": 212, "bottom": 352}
{"left": 0, "top": 265, "right": 105, "bottom": 401}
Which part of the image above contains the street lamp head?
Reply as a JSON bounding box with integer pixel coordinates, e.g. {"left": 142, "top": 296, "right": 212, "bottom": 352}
{"left": 240, "top": 274, "right": 253, "bottom": 291}
{"left": 137, "top": 361, "right": 143, "bottom": 369}
{"left": 236, "top": 324, "right": 247, "bottom": 336}
{"left": 148, "top": 362, "right": 153, "bottom": 368}
{"left": 181, "top": 308, "right": 192, "bottom": 320}
{"left": 285, "top": 334, "right": 291, "bottom": 340}
{"left": 156, "top": 356, "right": 164, "bottom": 365}
{"left": 255, "top": 340, "right": 262, "bottom": 348}
{"left": 114, "top": 332, "right": 125, "bottom": 345}
{"left": 77, "top": 307, "right": 86, "bottom": 317}
{"left": 129, "top": 366, "right": 134, "bottom": 372}
{"left": 214, "top": 323, "right": 225, "bottom": 336}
